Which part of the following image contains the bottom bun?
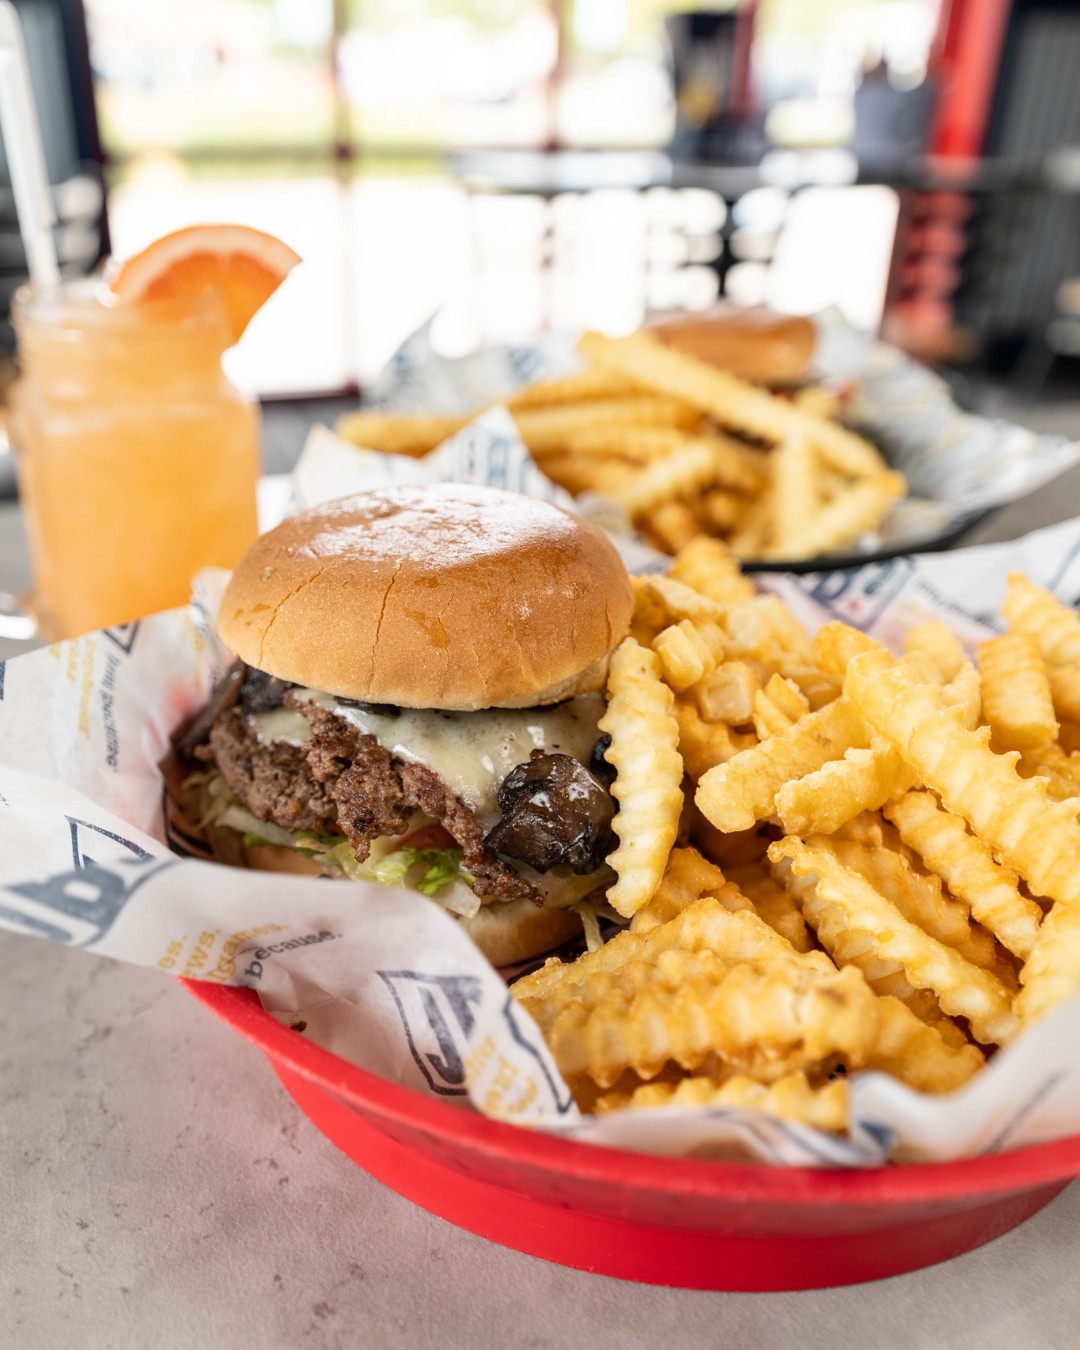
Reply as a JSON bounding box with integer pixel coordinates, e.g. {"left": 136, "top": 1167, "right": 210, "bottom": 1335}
{"left": 242, "top": 841, "right": 582, "bottom": 966}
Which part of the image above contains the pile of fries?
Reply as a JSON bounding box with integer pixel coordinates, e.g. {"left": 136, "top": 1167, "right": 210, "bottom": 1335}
{"left": 511, "top": 539, "right": 1080, "bottom": 1134}
{"left": 335, "top": 329, "right": 905, "bottom": 562}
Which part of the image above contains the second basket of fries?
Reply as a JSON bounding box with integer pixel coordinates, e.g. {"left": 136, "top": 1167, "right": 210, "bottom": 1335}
{"left": 332, "top": 308, "right": 1080, "bottom": 568}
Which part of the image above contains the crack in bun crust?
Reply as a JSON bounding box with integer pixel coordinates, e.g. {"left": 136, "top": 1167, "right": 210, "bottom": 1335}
{"left": 217, "top": 484, "right": 635, "bottom": 710}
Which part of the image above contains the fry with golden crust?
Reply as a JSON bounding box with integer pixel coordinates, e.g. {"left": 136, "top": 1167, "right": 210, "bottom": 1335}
{"left": 979, "top": 631, "right": 1058, "bottom": 750}
{"left": 542, "top": 955, "right": 878, "bottom": 1087}
{"left": 653, "top": 620, "right": 720, "bottom": 692}
{"left": 904, "top": 621, "right": 967, "bottom": 683}
{"left": 597, "top": 639, "right": 683, "bottom": 918}
{"left": 503, "top": 366, "right": 638, "bottom": 409}
{"left": 814, "top": 621, "right": 882, "bottom": 685}
{"left": 578, "top": 329, "right": 889, "bottom": 479}
{"left": 1002, "top": 573, "right": 1080, "bottom": 667}
{"left": 695, "top": 697, "right": 870, "bottom": 833}
{"left": 334, "top": 410, "right": 470, "bottom": 457}
{"left": 1016, "top": 902, "right": 1080, "bottom": 1025}
{"left": 771, "top": 836, "right": 1019, "bottom": 1045}
{"left": 775, "top": 473, "right": 906, "bottom": 560}
{"left": 774, "top": 741, "right": 914, "bottom": 837}
{"left": 884, "top": 790, "right": 1042, "bottom": 960}
{"left": 629, "top": 846, "right": 752, "bottom": 933}
{"left": 868, "top": 995, "right": 984, "bottom": 1092}
{"left": 512, "top": 395, "right": 699, "bottom": 453}
{"left": 668, "top": 536, "right": 757, "bottom": 605}
{"left": 843, "top": 648, "right": 1080, "bottom": 909}
{"left": 594, "top": 1071, "right": 849, "bottom": 1132}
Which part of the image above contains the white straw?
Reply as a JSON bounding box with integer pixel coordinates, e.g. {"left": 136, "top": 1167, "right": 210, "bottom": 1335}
{"left": 0, "top": 0, "right": 60, "bottom": 289}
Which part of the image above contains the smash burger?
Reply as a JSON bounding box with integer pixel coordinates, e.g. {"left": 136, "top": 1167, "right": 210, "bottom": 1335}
{"left": 178, "top": 484, "right": 635, "bottom": 965}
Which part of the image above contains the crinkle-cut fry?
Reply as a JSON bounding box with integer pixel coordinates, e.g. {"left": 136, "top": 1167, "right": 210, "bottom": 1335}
{"left": 734, "top": 870, "right": 814, "bottom": 953}
{"left": 775, "top": 472, "right": 906, "bottom": 560}
{"left": 794, "top": 384, "right": 843, "bottom": 422}
{"left": 904, "top": 621, "right": 967, "bottom": 683}
{"left": 697, "top": 432, "right": 768, "bottom": 494}
{"left": 869, "top": 995, "right": 984, "bottom": 1093}
{"left": 653, "top": 620, "right": 720, "bottom": 692}
{"left": 1047, "top": 663, "right": 1080, "bottom": 723}
{"left": 749, "top": 596, "right": 816, "bottom": 661}
{"left": 595, "top": 1071, "right": 849, "bottom": 1132}
{"left": 630, "top": 846, "right": 752, "bottom": 934}
{"left": 697, "top": 488, "right": 743, "bottom": 534}
{"left": 669, "top": 535, "right": 757, "bottom": 605}
{"left": 764, "top": 673, "right": 811, "bottom": 722}
{"left": 636, "top": 574, "right": 730, "bottom": 626}
{"left": 535, "top": 454, "right": 631, "bottom": 499}
{"left": 814, "top": 622, "right": 882, "bottom": 685}
{"left": 978, "top": 631, "right": 1058, "bottom": 750}
{"left": 770, "top": 435, "right": 819, "bottom": 553}
{"left": 770, "top": 837, "right": 1019, "bottom": 1045}
{"left": 513, "top": 897, "right": 834, "bottom": 1016}
{"left": 773, "top": 850, "right": 952, "bottom": 1024}
{"left": 753, "top": 674, "right": 811, "bottom": 740}
{"left": 752, "top": 686, "right": 795, "bottom": 740}
{"left": 695, "top": 697, "right": 870, "bottom": 833}
{"left": 578, "top": 329, "right": 887, "bottom": 478}
{"left": 824, "top": 837, "right": 1005, "bottom": 978}
{"left": 544, "top": 958, "right": 879, "bottom": 1087}
{"left": 334, "top": 409, "right": 469, "bottom": 457}
{"left": 1016, "top": 900, "right": 1080, "bottom": 1024}
{"left": 512, "top": 396, "right": 699, "bottom": 453}
{"left": 941, "top": 661, "right": 981, "bottom": 731}
{"left": 1002, "top": 573, "right": 1080, "bottom": 667}
{"left": 504, "top": 366, "right": 638, "bottom": 410}
{"left": 884, "top": 790, "right": 1041, "bottom": 961}
{"left": 646, "top": 501, "right": 701, "bottom": 554}
{"left": 607, "top": 438, "right": 726, "bottom": 519}
{"left": 768, "top": 652, "right": 839, "bottom": 712}
{"left": 692, "top": 660, "right": 760, "bottom": 723}
{"left": 562, "top": 424, "right": 691, "bottom": 464}
{"left": 844, "top": 648, "right": 1080, "bottom": 909}
{"left": 726, "top": 484, "right": 773, "bottom": 559}
{"left": 675, "top": 700, "right": 752, "bottom": 780}
{"left": 598, "top": 640, "right": 683, "bottom": 918}
{"left": 774, "top": 741, "right": 914, "bottom": 837}
{"left": 1017, "top": 743, "right": 1080, "bottom": 804}
{"left": 1059, "top": 719, "right": 1080, "bottom": 755}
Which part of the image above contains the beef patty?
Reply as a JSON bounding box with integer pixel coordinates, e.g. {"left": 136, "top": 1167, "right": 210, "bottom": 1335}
{"left": 201, "top": 699, "right": 539, "bottom": 904}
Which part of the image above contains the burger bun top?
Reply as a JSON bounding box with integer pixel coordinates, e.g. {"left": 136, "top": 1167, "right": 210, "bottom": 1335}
{"left": 217, "top": 483, "right": 634, "bottom": 710}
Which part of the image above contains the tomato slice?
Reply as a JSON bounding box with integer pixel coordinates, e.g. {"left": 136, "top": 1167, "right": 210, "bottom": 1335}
{"left": 396, "top": 823, "right": 459, "bottom": 851}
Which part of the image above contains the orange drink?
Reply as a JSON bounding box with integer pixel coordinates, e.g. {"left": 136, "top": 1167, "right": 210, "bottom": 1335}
{"left": 10, "top": 281, "right": 260, "bottom": 639}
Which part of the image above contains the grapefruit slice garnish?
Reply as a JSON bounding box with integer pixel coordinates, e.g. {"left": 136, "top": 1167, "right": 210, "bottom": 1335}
{"left": 109, "top": 223, "right": 301, "bottom": 344}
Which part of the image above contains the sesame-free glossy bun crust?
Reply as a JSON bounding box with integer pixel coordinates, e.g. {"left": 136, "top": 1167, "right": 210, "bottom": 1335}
{"left": 218, "top": 484, "right": 634, "bottom": 710}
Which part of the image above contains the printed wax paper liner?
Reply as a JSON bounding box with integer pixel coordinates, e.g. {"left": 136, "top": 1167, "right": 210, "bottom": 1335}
{"left": 6, "top": 404, "right": 1080, "bottom": 1165}
{"left": 356, "top": 316, "right": 1080, "bottom": 559}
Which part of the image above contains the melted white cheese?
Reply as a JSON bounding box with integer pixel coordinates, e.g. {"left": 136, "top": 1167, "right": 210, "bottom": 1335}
{"left": 251, "top": 707, "right": 312, "bottom": 746}
{"left": 289, "top": 688, "right": 604, "bottom": 827}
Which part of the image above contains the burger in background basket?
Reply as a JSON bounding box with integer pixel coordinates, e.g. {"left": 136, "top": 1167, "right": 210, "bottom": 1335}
{"left": 175, "top": 483, "right": 634, "bottom": 966}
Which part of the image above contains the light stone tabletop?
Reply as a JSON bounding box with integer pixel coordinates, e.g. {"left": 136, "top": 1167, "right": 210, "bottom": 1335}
{"left": 4, "top": 461, "right": 1080, "bottom": 1350}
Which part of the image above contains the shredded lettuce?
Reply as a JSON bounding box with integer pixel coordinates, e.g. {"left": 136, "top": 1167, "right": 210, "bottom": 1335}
{"left": 374, "top": 846, "right": 469, "bottom": 897}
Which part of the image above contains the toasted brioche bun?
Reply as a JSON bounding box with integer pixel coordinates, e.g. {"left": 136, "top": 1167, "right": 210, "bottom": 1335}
{"left": 218, "top": 484, "right": 634, "bottom": 711}
{"left": 243, "top": 840, "right": 581, "bottom": 966}
{"left": 652, "top": 304, "right": 816, "bottom": 385}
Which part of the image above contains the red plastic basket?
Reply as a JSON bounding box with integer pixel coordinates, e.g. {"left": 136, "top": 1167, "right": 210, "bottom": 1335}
{"left": 183, "top": 979, "right": 1080, "bottom": 1291}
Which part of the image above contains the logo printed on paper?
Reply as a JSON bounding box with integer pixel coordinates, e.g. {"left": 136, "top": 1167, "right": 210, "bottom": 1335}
{"left": 103, "top": 621, "right": 140, "bottom": 655}
{"left": 0, "top": 660, "right": 5, "bottom": 701}
{"left": 68, "top": 815, "right": 152, "bottom": 870}
{"left": 799, "top": 556, "right": 916, "bottom": 630}
{"left": 0, "top": 851, "right": 175, "bottom": 948}
{"left": 499, "top": 995, "right": 575, "bottom": 1114}
{"left": 378, "top": 970, "right": 484, "bottom": 1096}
